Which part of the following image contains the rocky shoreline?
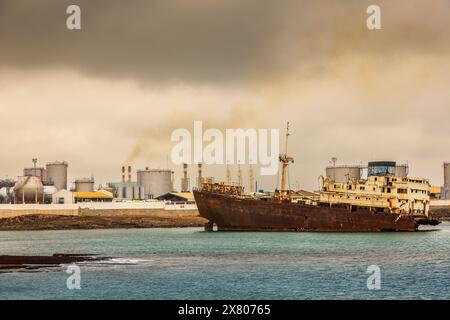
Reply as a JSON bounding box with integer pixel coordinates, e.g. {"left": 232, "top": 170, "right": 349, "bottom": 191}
{"left": 0, "top": 214, "right": 208, "bottom": 231}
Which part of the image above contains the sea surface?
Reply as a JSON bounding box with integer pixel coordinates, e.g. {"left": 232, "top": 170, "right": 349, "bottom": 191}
{"left": 1, "top": 222, "right": 449, "bottom": 300}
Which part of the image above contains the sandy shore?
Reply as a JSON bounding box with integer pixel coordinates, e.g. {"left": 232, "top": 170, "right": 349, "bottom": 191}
{"left": 0, "top": 214, "right": 208, "bottom": 231}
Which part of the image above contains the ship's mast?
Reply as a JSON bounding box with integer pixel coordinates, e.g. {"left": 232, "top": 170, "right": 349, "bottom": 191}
{"left": 237, "top": 161, "right": 243, "bottom": 187}
{"left": 226, "top": 162, "right": 231, "bottom": 185}
{"left": 249, "top": 163, "right": 255, "bottom": 193}
{"left": 279, "top": 122, "right": 294, "bottom": 197}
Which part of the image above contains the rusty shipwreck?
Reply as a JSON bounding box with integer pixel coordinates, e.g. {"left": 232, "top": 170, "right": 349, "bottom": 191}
{"left": 193, "top": 123, "right": 441, "bottom": 232}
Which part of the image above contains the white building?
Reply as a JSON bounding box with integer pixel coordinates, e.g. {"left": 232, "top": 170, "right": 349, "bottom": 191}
{"left": 52, "top": 189, "right": 74, "bottom": 204}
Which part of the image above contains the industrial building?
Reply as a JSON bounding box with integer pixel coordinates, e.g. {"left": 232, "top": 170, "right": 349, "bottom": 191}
{"left": 74, "top": 191, "right": 113, "bottom": 203}
{"left": 52, "top": 189, "right": 74, "bottom": 204}
{"left": 137, "top": 167, "right": 172, "bottom": 199}
{"left": 430, "top": 186, "right": 442, "bottom": 200}
{"left": 107, "top": 166, "right": 144, "bottom": 200}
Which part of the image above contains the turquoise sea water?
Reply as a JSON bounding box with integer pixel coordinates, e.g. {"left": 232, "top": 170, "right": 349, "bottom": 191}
{"left": 0, "top": 222, "right": 449, "bottom": 300}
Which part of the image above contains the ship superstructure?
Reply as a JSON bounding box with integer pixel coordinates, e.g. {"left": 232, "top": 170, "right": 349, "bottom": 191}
{"left": 319, "top": 174, "right": 430, "bottom": 217}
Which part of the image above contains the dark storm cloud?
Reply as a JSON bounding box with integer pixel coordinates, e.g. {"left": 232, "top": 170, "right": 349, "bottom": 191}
{"left": 0, "top": 0, "right": 287, "bottom": 84}
{"left": 1, "top": 0, "right": 449, "bottom": 85}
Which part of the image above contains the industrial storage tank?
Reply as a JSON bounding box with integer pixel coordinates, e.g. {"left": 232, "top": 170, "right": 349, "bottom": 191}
{"left": 14, "top": 176, "right": 44, "bottom": 204}
{"left": 125, "top": 186, "right": 133, "bottom": 199}
{"left": 117, "top": 185, "right": 126, "bottom": 198}
{"left": 325, "top": 165, "right": 361, "bottom": 182}
{"left": 74, "top": 178, "right": 94, "bottom": 192}
{"left": 395, "top": 164, "right": 409, "bottom": 178}
{"left": 443, "top": 162, "right": 450, "bottom": 199}
{"left": 46, "top": 161, "right": 68, "bottom": 190}
{"left": 137, "top": 168, "right": 172, "bottom": 199}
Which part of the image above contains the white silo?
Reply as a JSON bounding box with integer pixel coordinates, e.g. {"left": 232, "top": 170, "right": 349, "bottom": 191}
{"left": 325, "top": 165, "right": 361, "bottom": 182}
{"left": 46, "top": 161, "right": 68, "bottom": 190}
{"left": 133, "top": 185, "right": 144, "bottom": 200}
{"left": 125, "top": 186, "right": 134, "bottom": 199}
{"left": 444, "top": 162, "right": 450, "bottom": 199}
{"left": 137, "top": 168, "right": 172, "bottom": 199}
{"left": 395, "top": 164, "right": 409, "bottom": 178}
{"left": 74, "top": 178, "right": 94, "bottom": 192}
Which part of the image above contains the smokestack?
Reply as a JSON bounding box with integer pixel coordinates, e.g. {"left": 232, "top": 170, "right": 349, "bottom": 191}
{"left": 198, "top": 163, "right": 202, "bottom": 188}
{"left": 122, "top": 166, "right": 125, "bottom": 182}
{"left": 171, "top": 171, "right": 175, "bottom": 191}
{"left": 181, "top": 163, "right": 189, "bottom": 192}
{"left": 128, "top": 165, "right": 132, "bottom": 182}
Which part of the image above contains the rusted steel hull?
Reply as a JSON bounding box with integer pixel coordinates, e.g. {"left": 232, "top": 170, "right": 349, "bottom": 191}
{"left": 193, "top": 190, "right": 434, "bottom": 232}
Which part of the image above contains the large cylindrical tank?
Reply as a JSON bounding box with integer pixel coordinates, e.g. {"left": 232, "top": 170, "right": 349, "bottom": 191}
{"left": 133, "top": 185, "right": 142, "bottom": 200}
{"left": 395, "top": 164, "right": 409, "bottom": 178}
{"left": 325, "top": 166, "right": 361, "bottom": 182}
{"left": 137, "top": 169, "right": 172, "bottom": 199}
{"left": 46, "top": 161, "right": 68, "bottom": 190}
{"left": 117, "top": 186, "right": 125, "bottom": 198}
{"left": 444, "top": 162, "right": 450, "bottom": 199}
{"left": 74, "top": 178, "right": 94, "bottom": 192}
{"left": 14, "top": 176, "right": 44, "bottom": 203}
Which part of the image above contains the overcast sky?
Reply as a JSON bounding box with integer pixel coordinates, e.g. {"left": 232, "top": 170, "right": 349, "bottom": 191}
{"left": 1, "top": 0, "right": 449, "bottom": 191}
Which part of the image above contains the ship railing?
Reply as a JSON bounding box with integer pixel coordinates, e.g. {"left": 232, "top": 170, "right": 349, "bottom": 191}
{"left": 199, "top": 182, "right": 244, "bottom": 196}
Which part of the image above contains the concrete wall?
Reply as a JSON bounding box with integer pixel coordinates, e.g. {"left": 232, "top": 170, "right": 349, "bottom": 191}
{"left": 0, "top": 202, "right": 198, "bottom": 218}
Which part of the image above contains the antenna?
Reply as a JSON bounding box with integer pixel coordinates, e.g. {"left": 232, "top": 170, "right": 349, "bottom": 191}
{"left": 331, "top": 157, "right": 337, "bottom": 167}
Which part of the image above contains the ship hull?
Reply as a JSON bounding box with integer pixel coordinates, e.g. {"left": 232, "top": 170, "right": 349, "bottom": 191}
{"left": 193, "top": 190, "right": 434, "bottom": 232}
